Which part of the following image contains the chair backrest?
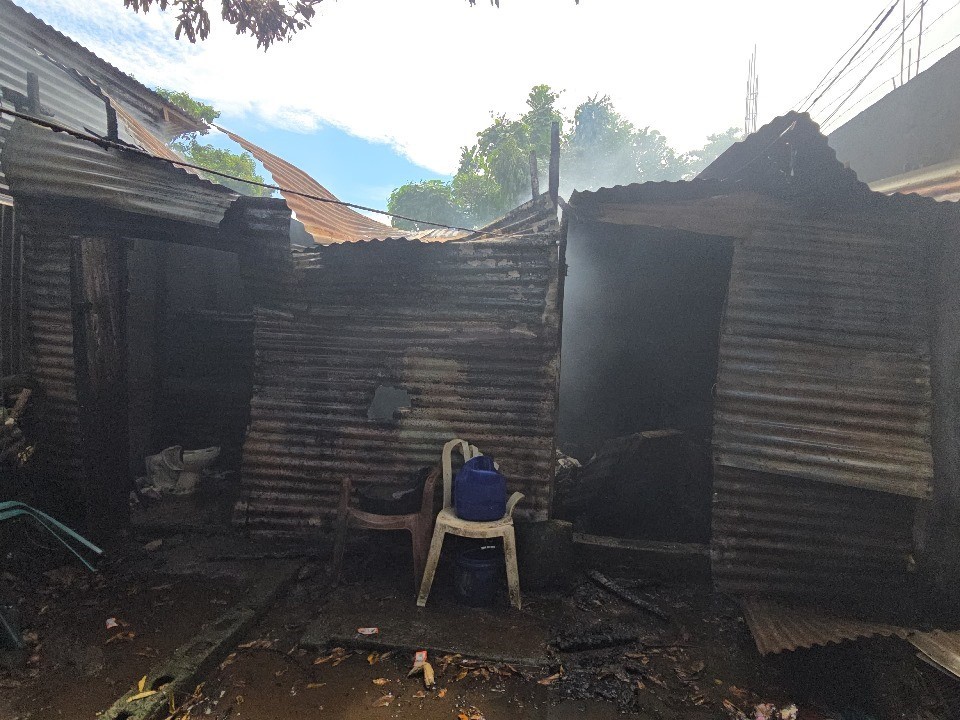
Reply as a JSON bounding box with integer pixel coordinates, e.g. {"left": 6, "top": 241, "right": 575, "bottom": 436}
{"left": 441, "top": 438, "right": 474, "bottom": 509}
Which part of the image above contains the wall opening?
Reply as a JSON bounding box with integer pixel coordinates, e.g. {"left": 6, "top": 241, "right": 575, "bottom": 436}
{"left": 367, "top": 385, "right": 411, "bottom": 422}
{"left": 556, "top": 220, "right": 734, "bottom": 543}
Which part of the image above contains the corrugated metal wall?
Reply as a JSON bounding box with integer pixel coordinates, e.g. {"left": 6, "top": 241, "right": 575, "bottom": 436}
{"left": 21, "top": 229, "right": 81, "bottom": 480}
{"left": 712, "top": 465, "right": 916, "bottom": 597}
{"left": 238, "top": 199, "right": 562, "bottom": 533}
{"left": 714, "top": 223, "right": 932, "bottom": 498}
{"left": 0, "top": 200, "right": 23, "bottom": 376}
{"left": 712, "top": 219, "right": 932, "bottom": 597}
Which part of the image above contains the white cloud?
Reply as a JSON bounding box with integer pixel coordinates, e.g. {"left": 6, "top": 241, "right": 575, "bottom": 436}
{"left": 14, "top": 0, "right": 960, "bottom": 174}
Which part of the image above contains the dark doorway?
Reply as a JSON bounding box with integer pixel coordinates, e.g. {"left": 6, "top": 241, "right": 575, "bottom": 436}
{"left": 556, "top": 220, "right": 734, "bottom": 542}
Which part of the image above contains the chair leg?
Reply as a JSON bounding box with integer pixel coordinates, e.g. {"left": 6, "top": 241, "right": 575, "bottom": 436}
{"left": 502, "top": 526, "right": 521, "bottom": 610}
{"left": 410, "top": 522, "right": 431, "bottom": 591}
{"left": 416, "top": 524, "right": 447, "bottom": 607}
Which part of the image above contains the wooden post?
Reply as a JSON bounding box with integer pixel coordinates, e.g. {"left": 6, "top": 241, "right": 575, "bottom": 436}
{"left": 529, "top": 150, "right": 540, "bottom": 199}
{"left": 25, "top": 72, "right": 39, "bottom": 114}
{"left": 548, "top": 121, "right": 560, "bottom": 205}
{"left": 71, "top": 235, "right": 130, "bottom": 541}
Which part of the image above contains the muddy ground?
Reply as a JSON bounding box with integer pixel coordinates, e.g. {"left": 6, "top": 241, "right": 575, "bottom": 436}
{"left": 0, "top": 525, "right": 952, "bottom": 720}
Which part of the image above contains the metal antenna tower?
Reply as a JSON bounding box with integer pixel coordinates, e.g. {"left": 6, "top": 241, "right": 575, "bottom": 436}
{"left": 745, "top": 45, "right": 759, "bottom": 135}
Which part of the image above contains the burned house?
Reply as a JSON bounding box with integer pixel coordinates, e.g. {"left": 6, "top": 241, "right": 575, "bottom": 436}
{"left": 215, "top": 140, "right": 565, "bottom": 532}
{"left": 0, "top": 0, "right": 565, "bottom": 541}
{"left": 562, "top": 112, "right": 960, "bottom": 604}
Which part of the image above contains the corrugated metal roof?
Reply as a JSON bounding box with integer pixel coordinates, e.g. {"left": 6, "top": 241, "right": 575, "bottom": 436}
{"left": 218, "top": 127, "right": 403, "bottom": 244}
{"left": 112, "top": 100, "right": 204, "bottom": 178}
{"left": 2, "top": 119, "right": 236, "bottom": 227}
{"left": 870, "top": 160, "right": 960, "bottom": 202}
{"left": 715, "top": 222, "right": 933, "bottom": 499}
{"left": 237, "top": 197, "right": 562, "bottom": 533}
{"left": 910, "top": 630, "right": 960, "bottom": 679}
{"left": 0, "top": 0, "right": 200, "bottom": 140}
{"left": 740, "top": 596, "right": 912, "bottom": 655}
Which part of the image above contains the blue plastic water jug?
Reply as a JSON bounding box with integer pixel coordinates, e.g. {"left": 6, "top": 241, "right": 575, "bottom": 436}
{"left": 454, "top": 455, "right": 507, "bottom": 521}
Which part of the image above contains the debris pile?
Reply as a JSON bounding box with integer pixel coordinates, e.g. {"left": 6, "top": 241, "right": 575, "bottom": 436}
{"left": 548, "top": 572, "right": 798, "bottom": 717}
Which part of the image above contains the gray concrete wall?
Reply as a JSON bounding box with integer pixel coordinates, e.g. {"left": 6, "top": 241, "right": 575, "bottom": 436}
{"left": 828, "top": 47, "right": 960, "bottom": 183}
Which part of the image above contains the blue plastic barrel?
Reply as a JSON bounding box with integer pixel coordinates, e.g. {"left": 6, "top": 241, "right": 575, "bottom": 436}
{"left": 454, "top": 455, "right": 506, "bottom": 521}
{"left": 454, "top": 545, "right": 503, "bottom": 607}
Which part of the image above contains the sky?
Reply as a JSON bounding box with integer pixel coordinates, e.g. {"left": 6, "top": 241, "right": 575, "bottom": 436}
{"left": 12, "top": 0, "right": 960, "bottom": 210}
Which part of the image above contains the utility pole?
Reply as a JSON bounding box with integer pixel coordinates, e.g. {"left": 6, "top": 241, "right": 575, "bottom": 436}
{"left": 744, "top": 46, "right": 758, "bottom": 136}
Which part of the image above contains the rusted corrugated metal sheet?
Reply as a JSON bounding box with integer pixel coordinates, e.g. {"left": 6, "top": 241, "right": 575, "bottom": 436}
{"left": 2, "top": 120, "right": 237, "bottom": 227}
{"left": 712, "top": 465, "right": 917, "bottom": 597}
{"left": 870, "top": 160, "right": 960, "bottom": 202}
{"left": 112, "top": 101, "right": 204, "bottom": 178}
{"left": 238, "top": 197, "right": 562, "bottom": 533}
{"left": 740, "top": 596, "right": 912, "bottom": 655}
{"left": 218, "top": 127, "right": 399, "bottom": 244}
{"left": 715, "top": 222, "right": 933, "bottom": 499}
{"left": 910, "top": 630, "right": 960, "bottom": 679}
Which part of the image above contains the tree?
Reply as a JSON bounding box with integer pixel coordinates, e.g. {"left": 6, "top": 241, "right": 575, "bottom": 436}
{"left": 681, "top": 127, "right": 744, "bottom": 177}
{"left": 388, "top": 85, "right": 739, "bottom": 230}
{"left": 125, "top": 1, "right": 579, "bottom": 48}
{"left": 155, "top": 88, "right": 219, "bottom": 125}
{"left": 387, "top": 180, "right": 462, "bottom": 231}
{"left": 156, "top": 88, "right": 270, "bottom": 196}
{"left": 124, "top": 0, "right": 323, "bottom": 49}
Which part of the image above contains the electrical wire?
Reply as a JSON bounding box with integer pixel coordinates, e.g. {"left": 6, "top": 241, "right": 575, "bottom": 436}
{"left": 0, "top": 104, "right": 547, "bottom": 242}
{"left": 795, "top": 1, "right": 893, "bottom": 111}
{"left": 807, "top": 0, "right": 929, "bottom": 104}
{"left": 819, "top": 4, "right": 955, "bottom": 129}
{"left": 821, "top": 27, "right": 960, "bottom": 132}
{"left": 801, "top": 0, "right": 901, "bottom": 113}
{"left": 811, "top": 0, "right": 959, "bottom": 129}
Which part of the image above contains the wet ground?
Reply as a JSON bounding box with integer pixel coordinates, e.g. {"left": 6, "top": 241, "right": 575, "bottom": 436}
{"left": 0, "top": 535, "right": 240, "bottom": 719}
{"left": 0, "top": 525, "right": 953, "bottom": 719}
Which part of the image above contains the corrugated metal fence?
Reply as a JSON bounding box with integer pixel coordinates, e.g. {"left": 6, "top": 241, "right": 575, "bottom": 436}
{"left": 238, "top": 199, "right": 563, "bottom": 533}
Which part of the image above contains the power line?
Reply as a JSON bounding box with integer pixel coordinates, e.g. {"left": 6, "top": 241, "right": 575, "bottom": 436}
{"left": 818, "top": 1, "right": 957, "bottom": 129}
{"left": 801, "top": 0, "right": 901, "bottom": 113}
{"left": 795, "top": 2, "right": 892, "bottom": 111}
{"left": 0, "top": 104, "right": 543, "bottom": 242}
{"left": 821, "top": 27, "right": 960, "bottom": 132}
{"left": 810, "top": 0, "right": 959, "bottom": 124}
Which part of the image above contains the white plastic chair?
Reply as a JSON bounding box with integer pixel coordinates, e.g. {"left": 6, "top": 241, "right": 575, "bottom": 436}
{"left": 416, "top": 438, "right": 524, "bottom": 609}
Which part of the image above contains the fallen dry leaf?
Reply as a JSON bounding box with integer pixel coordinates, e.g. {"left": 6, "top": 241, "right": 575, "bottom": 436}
{"left": 538, "top": 672, "right": 561, "bottom": 686}
{"left": 127, "top": 690, "right": 157, "bottom": 702}
{"left": 105, "top": 631, "right": 136, "bottom": 644}
{"left": 137, "top": 676, "right": 147, "bottom": 693}
{"left": 237, "top": 638, "right": 273, "bottom": 650}
{"left": 455, "top": 669, "right": 469, "bottom": 682}
{"left": 413, "top": 690, "right": 426, "bottom": 699}
{"left": 372, "top": 693, "right": 394, "bottom": 707}
{"left": 437, "top": 688, "right": 447, "bottom": 698}
{"left": 423, "top": 661, "right": 436, "bottom": 688}
{"left": 372, "top": 678, "right": 390, "bottom": 686}
{"left": 306, "top": 682, "right": 326, "bottom": 689}
{"left": 367, "top": 652, "right": 381, "bottom": 665}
